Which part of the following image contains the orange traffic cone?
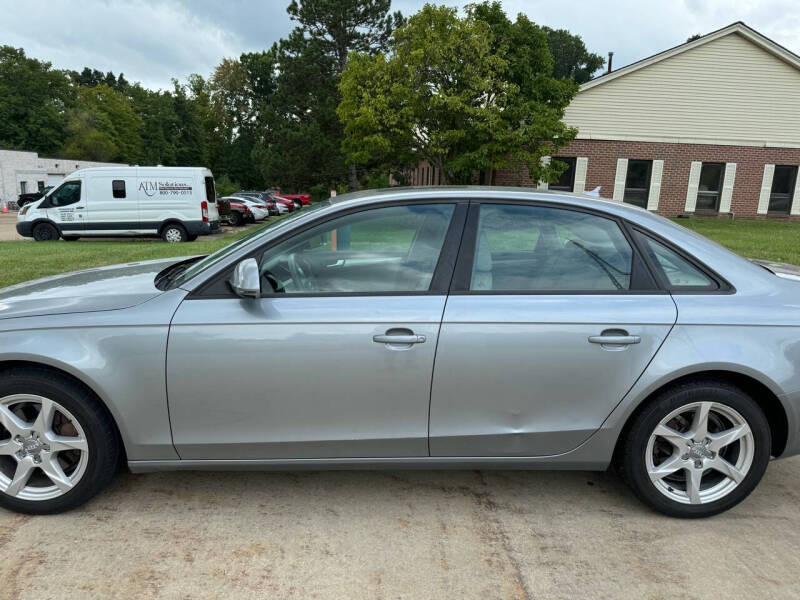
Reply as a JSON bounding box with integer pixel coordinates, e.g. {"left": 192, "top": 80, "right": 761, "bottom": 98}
{"left": 1, "top": 200, "right": 7, "bottom": 214}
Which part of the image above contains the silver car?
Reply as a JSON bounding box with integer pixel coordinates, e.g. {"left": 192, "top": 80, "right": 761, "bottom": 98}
{"left": 1, "top": 187, "right": 799, "bottom": 517}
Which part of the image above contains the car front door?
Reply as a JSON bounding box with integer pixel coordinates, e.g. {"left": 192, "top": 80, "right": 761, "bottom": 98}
{"left": 429, "top": 201, "right": 677, "bottom": 457}
{"left": 44, "top": 179, "right": 85, "bottom": 234}
{"left": 167, "top": 201, "right": 465, "bottom": 459}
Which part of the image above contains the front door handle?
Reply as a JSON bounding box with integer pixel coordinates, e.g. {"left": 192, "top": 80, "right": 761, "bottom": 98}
{"left": 588, "top": 333, "right": 641, "bottom": 345}
{"left": 373, "top": 333, "right": 426, "bottom": 344}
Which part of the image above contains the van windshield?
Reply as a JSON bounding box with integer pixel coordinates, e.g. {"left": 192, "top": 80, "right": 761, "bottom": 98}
{"left": 168, "top": 200, "right": 331, "bottom": 289}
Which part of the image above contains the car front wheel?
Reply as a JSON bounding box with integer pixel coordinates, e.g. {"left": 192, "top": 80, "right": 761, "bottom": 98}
{"left": 0, "top": 368, "right": 119, "bottom": 514}
{"left": 620, "top": 380, "right": 771, "bottom": 518}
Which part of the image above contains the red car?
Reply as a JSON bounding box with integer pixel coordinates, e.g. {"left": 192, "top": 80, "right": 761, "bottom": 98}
{"left": 271, "top": 188, "right": 311, "bottom": 206}
{"left": 226, "top": 201, "right": 254, "bottom": 226}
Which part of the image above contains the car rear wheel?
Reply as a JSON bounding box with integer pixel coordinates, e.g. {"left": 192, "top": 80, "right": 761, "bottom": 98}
{"left": 228, "top": 211, "right": 242, "bottom": 227}
{"left": 620, "top": 380, "right": 771, "bottom": 518}
{"left": 0, "top": 368, "right": 119, "bottom": 514}
{"left": 32, "top": 222, "right": 59, "bottom": 242}
{"left": 161, "top": 223, "right": 188, "bottom": 243}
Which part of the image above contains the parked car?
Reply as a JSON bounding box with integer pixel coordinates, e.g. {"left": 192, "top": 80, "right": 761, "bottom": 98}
{"left": 216, "top": 196, "right": 231, "bottom": 220}
{"left": 225, "top": 201, "right": 254, "bottom": 226}
{"left": 270, "top": 188, "right": 311, "bottom": 206}
{"left": 1, "top": 186, "right": 799, "bottom": 517}
{"left": 16, "top": 167, "right": 220, "bottom": 242}
{"left": 222, "top": 196, "right": 268, "bottom": 222}
{"left": 17, "top": 187, "right": 53, "bottom": 208}
{"left": 234, "top": 191, "right": 295, "bottom": 214}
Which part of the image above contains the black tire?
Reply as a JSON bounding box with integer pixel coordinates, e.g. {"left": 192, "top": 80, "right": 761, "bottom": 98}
{"left": 228, "top": 211, "right": 242, "bottom": 227}
{"left": 32, "top": 222, "right": 59, "bottom": 242}
{"left": 186, "top": 234, "right": 198, "bottom": 242}
{"left": 161, "top": 223, "right": 188, "bottom": 243}
{"left": 62, "top": 236, "right": 80, "bottom": 242}
{"left": 619, "top": 380, "right": 771, "bottom": 518}
{"left": 0, "top": 367, "right": 119, "bottom": 515}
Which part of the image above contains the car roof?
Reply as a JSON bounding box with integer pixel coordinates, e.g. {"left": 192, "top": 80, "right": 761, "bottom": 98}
{"left": 331, "top": 185, "right": 642, "bottom": 215}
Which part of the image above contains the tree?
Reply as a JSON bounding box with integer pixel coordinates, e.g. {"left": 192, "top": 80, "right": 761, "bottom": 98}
{"left": 338, "top": 4, "right": 577, "bottom": 185}
{"left": 61, "top": 84, "right": 143, "bottom": 163}
{"left": 0, "top": 46, "right": 70, "bottom": 155}
{"left": 543, "top": 27, "right": 605, "bottom": 83}
{"left": 284, "top": 0, "right": 403, "bottom": 190}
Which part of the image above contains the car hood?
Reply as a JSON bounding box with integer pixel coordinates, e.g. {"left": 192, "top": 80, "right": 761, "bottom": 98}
{"left": 750, "top": 259, "right": 800, "bottom": 282}
{"left": 0, "top": 257, "right": 193, "bottom": 320}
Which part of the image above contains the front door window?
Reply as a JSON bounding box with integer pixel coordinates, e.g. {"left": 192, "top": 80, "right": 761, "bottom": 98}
{"left": 259, "top": 204, "right": 455, "bottom": 294}
{"left": 47, "top": 181, "right": 82, "bottom": 207}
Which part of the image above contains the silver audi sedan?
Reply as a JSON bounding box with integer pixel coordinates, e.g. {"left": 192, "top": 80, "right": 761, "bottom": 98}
{"left": 1, "top": 187, "right": 799, "bottom": 518}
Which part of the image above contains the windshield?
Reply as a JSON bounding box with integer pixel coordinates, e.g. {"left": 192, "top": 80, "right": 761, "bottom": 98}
{"left": 169, "top": 200, "right": 331, "bottom": 289}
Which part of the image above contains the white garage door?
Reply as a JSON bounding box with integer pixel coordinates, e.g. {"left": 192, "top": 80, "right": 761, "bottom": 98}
{"left": 47, "top": 174, "right": 64, "bottom": 187}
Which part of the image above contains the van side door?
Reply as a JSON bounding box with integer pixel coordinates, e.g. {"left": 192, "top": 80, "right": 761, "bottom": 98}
{"left": 85, "top": 174, "right": 139, "bottom": 234}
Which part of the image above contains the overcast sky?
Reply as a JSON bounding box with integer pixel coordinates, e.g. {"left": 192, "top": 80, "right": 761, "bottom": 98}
{"left": 2, "top": 0, "right": 799, "bottom": 90}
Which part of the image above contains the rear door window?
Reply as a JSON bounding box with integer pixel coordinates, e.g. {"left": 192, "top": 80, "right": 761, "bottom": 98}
{"left": 469, "top": 204, "right": 633, "bottom": 292}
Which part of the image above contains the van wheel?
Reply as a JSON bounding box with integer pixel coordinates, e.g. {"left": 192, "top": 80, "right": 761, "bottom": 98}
{"left": 32, "top": 223, "right": 59, "bottom": 242}
{"left": 62, "top": 236, "right": 80, "bottom": 242}
{"left": 161, "top": 224, "right": 188, "bottom": 243}
{"left": 186, "top": 234, "right": 198, "bottom": 242}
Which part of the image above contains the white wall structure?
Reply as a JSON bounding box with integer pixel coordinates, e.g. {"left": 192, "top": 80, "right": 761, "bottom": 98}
{"left": 0, "top": 149, "right": 125, "bottom": 208}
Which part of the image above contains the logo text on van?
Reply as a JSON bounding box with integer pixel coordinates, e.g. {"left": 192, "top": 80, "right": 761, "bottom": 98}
{"left": 138, "top": 181, "right": 193, "bottom": 197}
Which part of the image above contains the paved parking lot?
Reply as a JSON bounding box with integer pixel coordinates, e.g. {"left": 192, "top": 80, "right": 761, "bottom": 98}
{"left": 0, "top": 212, "right": 22, "bottom": 241}
{"left": 2, "top": 458, "right": 799, "bottom": 599}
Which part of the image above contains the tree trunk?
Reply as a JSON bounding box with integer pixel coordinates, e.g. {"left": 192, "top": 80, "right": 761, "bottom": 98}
{"left": 347, "top": 164, "right": 359, "bottom": 191}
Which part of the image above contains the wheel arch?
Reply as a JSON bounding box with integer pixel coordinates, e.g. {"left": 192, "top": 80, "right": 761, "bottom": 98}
{"left": 0, "top": 359, "right": 128, "bottom": 464}
{"left": 158, "top": 219, "right": 186, "bottom": 235}
{"left": 29, "top": 218, "right": 61, "bottom": 235}
{"left": 614, "top": 369, "right": 789, "bottom": 461}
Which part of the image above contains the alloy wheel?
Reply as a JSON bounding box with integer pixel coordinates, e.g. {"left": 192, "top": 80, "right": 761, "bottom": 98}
{"left": 0, "top": 394, "right": 89, "bottom": 501}
{"left": 646, "top": 401, "right": 755, "bottom": 505}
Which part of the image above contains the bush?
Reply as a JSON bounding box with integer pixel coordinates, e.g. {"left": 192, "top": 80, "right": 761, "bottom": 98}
{"left": 215, "top": 174, "right": 240, "bottom": 197}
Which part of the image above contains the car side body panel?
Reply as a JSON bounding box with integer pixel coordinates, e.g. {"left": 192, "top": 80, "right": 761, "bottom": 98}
{"left": 0, "top": 290, "right": 186, "bottom": 460}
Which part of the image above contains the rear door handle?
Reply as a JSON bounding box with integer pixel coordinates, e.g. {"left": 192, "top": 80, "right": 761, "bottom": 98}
{"left": 373, "top": 334, "right": 426, "bottom": 344}
{"left": 588, "top": 334, "right": 641, "bottom": 345}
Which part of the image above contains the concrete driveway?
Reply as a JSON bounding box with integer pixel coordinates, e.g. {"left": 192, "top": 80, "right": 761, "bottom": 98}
{"left": 1, "top": 458, "right": 799, "bottom": 599}
{"left": 0, "top": 212, "right": 23, "bottom": 241}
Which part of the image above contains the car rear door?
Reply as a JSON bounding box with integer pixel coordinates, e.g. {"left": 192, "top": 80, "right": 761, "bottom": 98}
{"left": 428, "top": 201, "right": 677, "bottom": 457}
{"left": 167, "top": 200, "right": 466, "bottom": 459}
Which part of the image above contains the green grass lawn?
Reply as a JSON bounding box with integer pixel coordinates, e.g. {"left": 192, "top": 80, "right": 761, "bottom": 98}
{"left": 671, "top": 217, "right": 800, "bottom": 265}
{"left": 0, "top": 216, "right": 798, "bottom": 290}
{"left": 0, "top": 224, "right": 272, "bottom": 289}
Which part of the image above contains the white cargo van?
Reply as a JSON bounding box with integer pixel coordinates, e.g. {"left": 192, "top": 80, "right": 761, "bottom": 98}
{"left": 16, "top": 166, "right": 220, "bottom": 242}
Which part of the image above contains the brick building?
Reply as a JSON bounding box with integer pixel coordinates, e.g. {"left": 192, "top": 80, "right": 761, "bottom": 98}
{"left": 412, "top": 22, "right": 800, "bottom": 219}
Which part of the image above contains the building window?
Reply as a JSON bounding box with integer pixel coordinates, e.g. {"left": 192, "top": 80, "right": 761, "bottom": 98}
{"left": 112, "top": 180, "right": 126, "bottom": 199}
{"left": 623, "top": 160, "right": 652, "bottom": 208}
{"left": 550, "top": 157, "right": 576, "bottom": 192}
{"left": 20, "top": 181, "right": 27, "bottom": 194}
{"left": 768, "top": 166, "right": 798, "bottom": 214}
{"left": 696, "top": 163, "right": 725, "bottom": 212}
{"left": 37, "top": 181, "right": 45, "bottom": 192}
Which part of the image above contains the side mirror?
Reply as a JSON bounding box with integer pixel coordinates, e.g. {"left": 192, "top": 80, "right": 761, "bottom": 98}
{"left": 229, "top": 258, "right": 261, "bottom": 298}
